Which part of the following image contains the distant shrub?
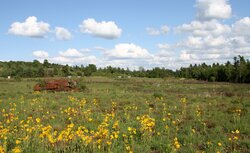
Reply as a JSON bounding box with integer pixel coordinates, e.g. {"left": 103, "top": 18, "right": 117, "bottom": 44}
{"left": 76, "top": 80, "right": 87, "bottom": 91}
{"left": 153, "top": 92, "right": 163, "bottom": 99}
{"left": 209, "top": 76, "right": 216, "bottom": 82}
{"left": 14, "top": 76, "right": 22, "bottom": 81}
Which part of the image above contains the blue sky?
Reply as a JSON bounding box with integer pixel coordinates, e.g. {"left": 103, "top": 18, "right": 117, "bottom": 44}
{"left": 1, "top": 0, "right": 250, "bottom": 69}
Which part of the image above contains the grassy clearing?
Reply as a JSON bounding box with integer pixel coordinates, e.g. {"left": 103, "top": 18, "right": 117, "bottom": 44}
{"left": 0, "top": 77, "right": 249, "bottom": 153}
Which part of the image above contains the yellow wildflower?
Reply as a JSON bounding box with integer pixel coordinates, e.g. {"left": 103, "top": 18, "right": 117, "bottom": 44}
{"left": 218, "top": 142, "right": 222, "bottom": 147}
{"left": 15, "top": 140, "right": 21, "bottom": 145}
{"left": 0, "top": 145, "right": 5, "bottom": 153}
{"left": 12, "top": 146, "right": 21, "bottom": 153}
{"left": 35, "top": 118, "right": 40, "bottom": 123}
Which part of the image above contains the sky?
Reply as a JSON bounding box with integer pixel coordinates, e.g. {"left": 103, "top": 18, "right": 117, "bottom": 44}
{"left": 0, "top": 0, "right": 250, "bottom": 70}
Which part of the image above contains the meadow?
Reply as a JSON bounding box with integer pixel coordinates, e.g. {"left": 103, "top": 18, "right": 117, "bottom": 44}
{"left": 0, "top": 77, "right": 249, "bottom": 153}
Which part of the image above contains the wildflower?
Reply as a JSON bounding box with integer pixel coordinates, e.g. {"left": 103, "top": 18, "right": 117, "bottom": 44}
{"left": 68, "top": 123, "right": 74, "bottom": 128}
{"left": 16, "top": 140, "right": 21, "bottom": 145}
{"left": 112, "top": 120, "right": 119, "bottom": 129}
{"left": 181, "top": 97, "right": 187, "bottom": 103}
{"left": 207, "top": 141, "right": 211, "bottom": 145}
{"left": 218, "top": 142, "right": 222, "bottom": 147}
{"left": 12, "top": 146, "right": 21, "bottom": 153}
{"left": 35, "top": 118, "right": 40, "bottom": 123}
{"left": 107, "top": 141, "right": 112, "bottom": 145}
{"left": 173, "top": 137, "right": 181, "bottom": 149}
{"left": 0, "top": 145, "right": 5, "bottom": 153}
{"left": 175, "top": 144, "right": 181, "bottom": 149}
{"left": 139, "top": 115, "right": 155, "bottom": 134}
{"left": 235, "top": 129, "right": 240, "bottom": 134}
{"left": 233, "top": 136, "right": 238, "bottom": 140}
{"left": 192, "top": 128, "right": 196, "bottom": 133}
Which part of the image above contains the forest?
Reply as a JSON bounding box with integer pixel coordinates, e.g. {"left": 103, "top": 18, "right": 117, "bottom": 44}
{"left": 0, "top": 55, "right": 250, "bottom": 83}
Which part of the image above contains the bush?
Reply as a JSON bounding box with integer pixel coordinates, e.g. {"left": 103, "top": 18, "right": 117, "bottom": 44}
{"left": 76, "top": 80, "right": 87, "bottom": 91}
{"left": 14, "top": 76, "right": 22, "bottom": 81}
{"left": 209, "top": 76, "right": 216, "bottom": 82}
{"left": 153, "top": 92, "right": 163, "bottom": 99}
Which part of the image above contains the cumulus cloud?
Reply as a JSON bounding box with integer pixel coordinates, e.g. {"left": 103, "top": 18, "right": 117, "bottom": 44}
{"left": 155, "top": 43, "right": 174, "bottom": 58}
{"left": 79, "top": 18, "right": 122, "bottom": 39}
{"left": 36, "top": 48, "right": 99, "bottom": 66}
{"left": 55, "top": 27, "right": 72, "bottom": 40}
{"left": 33, "top": 50, "right": 49, "bottom": 58}
{"left": 59, "top": 48, "right": 83, "bottom": 57}
{"left": 50, "top": 55, "right": 99, "bottom": 66}
{"left": 146, "top": 25, "right": 170, "bottom": 35}
{"left": 175, "top": 20, "right": 231, "bottom": 37}
{"left": 178, "top": 35, "right": 228, "bottom": 49}
{"left": 105, "top": 43, "right": 152, "bottom": 59}
{"left": 232, "top": 17, "right": 250, "bottom": 37}
{"left": 167, "top": 0, "right": 239, "bottom": 67}
{"left": 195, "top": 0, "right": 232, "bottom": 21}
{"left": 8, "top": 16, "right": 50, "bottom": 38}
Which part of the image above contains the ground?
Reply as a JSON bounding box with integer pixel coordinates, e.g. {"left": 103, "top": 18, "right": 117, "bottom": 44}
{"left": 0, "top": 77, "right": 249, "bottom": 153}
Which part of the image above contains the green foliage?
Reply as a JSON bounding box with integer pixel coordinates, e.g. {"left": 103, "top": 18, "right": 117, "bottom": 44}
{"left": 14, "top": 75, "right": 22, "bottom": 81}
{"left": 153, "top": 92, "right": 163, "bottom": 99}
{"left": 76, "top": 80, "right": 87, "bottom": 91}
{"left": 1, "top": 56, "right": 250, "bottom": 83}
{"left": 177, "top": 55, "right": 250, "bottom": 83}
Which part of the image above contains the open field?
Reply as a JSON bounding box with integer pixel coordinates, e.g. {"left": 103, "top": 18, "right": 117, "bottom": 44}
{"left": 0, "top": 77, "right": 249, "bottom": 153}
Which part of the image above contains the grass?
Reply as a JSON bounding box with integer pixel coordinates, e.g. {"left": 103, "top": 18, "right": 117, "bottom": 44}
{"left": 0, "top": 76, "right": 249, "bottom": 153}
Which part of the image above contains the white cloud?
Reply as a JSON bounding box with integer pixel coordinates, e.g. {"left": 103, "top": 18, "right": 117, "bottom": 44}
{"left": 179, "top": 35, "right": 228, "bottom": 49}
{"left": 105, "top": 43, "right": 152, "bottom": 59}
{"left": 233, "top": 17, "right": 250, "bottom": 37}
{"left": 8, "top": 16, "right": 50, "bottom": 38}
{"left": 79, "top": 18, "right": 122, "bottom": 39}
{"left": 230, "top": 36, "right": 249, "bottom": 47}
{"left": 59, "top": 48, "right": 83, "bottom": 57}
{"left": 55, "top": 27, "right": 72, "bottom": 40}
{"left": 155, "top": 43, "right": 174, "bottom": 58}
{"left": 204, "top": 35, "right": 227, "bottom": 47}
{"left": 195, "top": 0, "right": 232, "bottom": 21}
{"left": 33, "top": 50, "right": 49, "bottom": 58}
{"left": 146, "top": 25, "right": 170, "bottom": 35}
{"left": 50, "top": 55, "right": 99, "bottom": 66}
{"left": 157, "top": 43, "right": 170, "bottom": 50}
{"left": 43, "top": 48, "right": 99, "bottom": 66}
{"left": 180, "top": 50, "right": 192, "bottom": 61}
{"left": 146, "top": 27, "right": 160, "bottom": 35}
{"left": 161, "top": 25, "right": 170, "bottom": 34}
{"left": 175, "top": 20, "right": 231, "bottom": 37}
{"left": 50, "top": 56, "right": 72, "bottom": 64}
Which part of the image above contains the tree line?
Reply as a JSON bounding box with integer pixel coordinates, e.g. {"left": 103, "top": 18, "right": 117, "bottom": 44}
{"left": 0, "top": 59, "right": 174, "bottom": 79}
{"left": 176, "top": 55, "right": 250, "bottom": 83}
{"left": 0, "top": 56, "right": 249, "bottom": 83}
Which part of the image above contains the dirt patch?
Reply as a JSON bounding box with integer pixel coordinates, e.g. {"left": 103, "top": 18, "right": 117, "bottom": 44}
{"left": 34, "top": 79, "right": 78, "bottom": 92}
